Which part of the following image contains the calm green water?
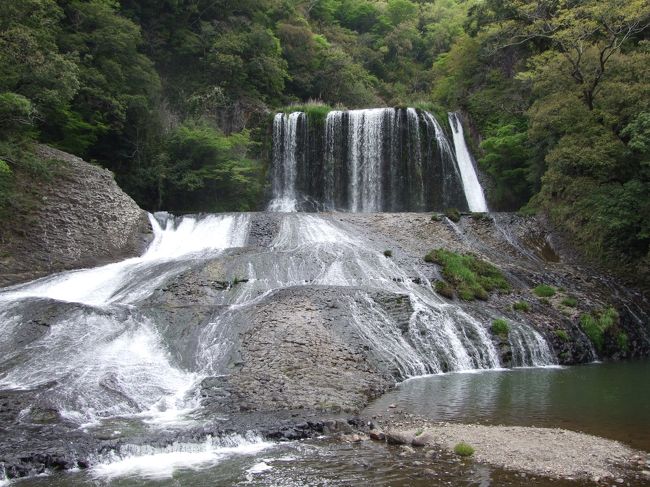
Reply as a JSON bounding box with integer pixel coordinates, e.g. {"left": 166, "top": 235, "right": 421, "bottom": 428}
{"left": 366, "top": 361, "right": 650, "bottom": 451}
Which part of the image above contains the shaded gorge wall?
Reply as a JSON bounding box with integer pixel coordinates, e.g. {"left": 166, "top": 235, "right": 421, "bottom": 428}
{"left": 269, "top": 108, "right": 472, "bottom": 212}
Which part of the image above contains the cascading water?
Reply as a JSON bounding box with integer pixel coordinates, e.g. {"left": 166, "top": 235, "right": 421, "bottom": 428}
{"left": 268, "top": 112, "right": 306, "bottom": 212}
{"left": 268, "top": 108, "right": 469, "bottom": 212}
{"left": 448, "top": 112, "right": 488, "bottom": 213}
{"left": 0, "top": 213, "right": 250, "bottom": 425}
{"left": 0, "top": 109, "right": 561, "bottom": 483}
{"left": 192, "top": 214, "right": 552, "bottom": 380}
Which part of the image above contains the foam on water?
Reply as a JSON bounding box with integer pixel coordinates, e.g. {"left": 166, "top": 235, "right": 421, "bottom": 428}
{"left": 91, "top": 434, "right": 272, "bottom": 480}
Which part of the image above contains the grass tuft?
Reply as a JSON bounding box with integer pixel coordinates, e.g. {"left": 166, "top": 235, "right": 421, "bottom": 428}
{"left": 512, "top": 301, "right": 530, "bottom": 312}
{"left": 554, "top": 329, "right": 570, "bottom": 341}
{"left": 491, "top": 319, "right": 509, "bottom": 337}
{"left": 434, "top": 280, "right": 455, "bottom": 299}
{"left": 424, "top": 249, "right": 510, "bottom": 301}
{"left": 561, "top": 296, "right": 577, "bottom": 307}
{"left": 533, "top": 284, "right": 556, "bottom": 297}
{"left": 454, "top": 442, "right": 475, "bottom": 457}
{"left": 444, "top": 207, "right": 461, "bottom": 222}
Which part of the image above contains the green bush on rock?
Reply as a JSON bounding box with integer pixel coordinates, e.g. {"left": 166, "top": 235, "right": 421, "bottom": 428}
{"left": 491, "top": 319, "right": 509, "bottom": 338}
{"left": 424, "top": 249, "right": 510, "bottom": 301}
{"left": 513, "top": 301, "right": 530, "bottom": 312}
{"left": 579, "top": 307, "right": 619, "bottom": 352}
{"left": 434, "top": 280, "right": 455, "bottom": 299}
{"left": 533, "top": 285, "right": 556, "bottom": 298}
{"left": 454, "top": 442, "right": 475, "bottom": 457}
{"left": 444, "top": 208, "right": 461, "bottom": 222}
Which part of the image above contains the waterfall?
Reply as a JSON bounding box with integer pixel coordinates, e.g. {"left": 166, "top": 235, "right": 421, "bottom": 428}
{"left": 0, "top": 213, "right": 251, "bottom": 425}
{"left": 204, "top": 213, "right": 506, "bottom": 378}
{"left": 509, "top": 323, "right": 556, "bottom": 367}
{"left": 269, "top": 108, "right": 471, "bottom": 212}
{"left": 268, "top": 112, "right": 306, "bottom": 212}
{"left": 448, "top": 112, "right": 488, "bottom": 212}
{"left": 0, "top": 209, "right": 560, "bottom": 481}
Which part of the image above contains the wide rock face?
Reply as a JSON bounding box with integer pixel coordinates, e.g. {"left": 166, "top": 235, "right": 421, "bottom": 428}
{"left": 0, "top": 146, "right": 152, "bottom": 287}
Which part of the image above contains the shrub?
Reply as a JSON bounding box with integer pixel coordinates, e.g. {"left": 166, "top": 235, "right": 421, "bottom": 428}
{"left": 383, "top": 249, "right": 393, "bottom": 258}
{"left": 555, "top": 329, "right": 570, "bottom": 341}
{"left": 431, "top": 213, "right": 442, "bottom": 221}
{"left": 424, "top": 249, "right": 510, "bottom": 301}
{"left": 279, "top": 103, "right": 333, "bottom": 125}
{"left": 533, "top": 284, "right": 556, "bottom": 297}
{"left": 454, "top": 442, "right": 475, "bottom": 457}
{"left": 434, "top": 280, "right": 455, "bottom": 299}
{"left": 617, "top": 332, "right": 629, "bottom": 351}
{"left": 513, "top": 301, "right": 530, "bottom": 312}
{"left": 561, "top": 296, "right": 577, "bottom": 307}
{"left": 470, "top": 212, "right": 490, "bottom": 221}
{"left": 444, "top": 207, "right": 461, "bottom": 222}
{"left": 579, "top": 307, "right": 619, "bottom": 352}
{"left": 491, "top": 319, "right": 509, "bottom": 337}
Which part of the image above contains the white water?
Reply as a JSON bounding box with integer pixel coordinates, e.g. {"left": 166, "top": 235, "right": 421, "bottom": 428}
{"left": 509, "top": 323, "right": 556, "bottom": 367}
{"left": 347, "top": 108, "right": 385, "bottom": 212}
{"left": 91, "top": 433, "right": 272, "bottom": 480}
{"left": 0, "top": 213, "right": 251, "bottom": 425}
{"left": 448, "top": 112, "right": 488, "bottom": 212}
{"left": 0, "top": 213, "right": 250, "bottom": 306}
{"left": 191, "top": 214, "right": 555, "bottom": 378}
{"left": 268, "top": 112, "right": 303, "bottom": 212}
{"left": 271, "top": 107, "right": 479, "bottom": 212}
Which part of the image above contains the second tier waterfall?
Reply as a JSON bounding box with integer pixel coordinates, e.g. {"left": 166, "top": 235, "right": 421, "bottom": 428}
{"left": 268, "top": 108, "right": 477, "bottom": 212}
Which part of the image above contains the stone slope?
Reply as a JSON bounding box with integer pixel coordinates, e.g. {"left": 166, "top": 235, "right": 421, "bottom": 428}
{"left": 0, "top": 146, "right": 152, "bottom": 287}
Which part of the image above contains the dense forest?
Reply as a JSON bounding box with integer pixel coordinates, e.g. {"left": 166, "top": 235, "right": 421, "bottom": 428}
{"left": 1, "top": 0, "right": 649, "bottom": 283}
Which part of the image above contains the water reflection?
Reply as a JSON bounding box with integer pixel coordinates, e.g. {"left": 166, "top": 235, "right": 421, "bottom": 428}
{"left": 366, "top": 361, "right": 650, "bottom": 450}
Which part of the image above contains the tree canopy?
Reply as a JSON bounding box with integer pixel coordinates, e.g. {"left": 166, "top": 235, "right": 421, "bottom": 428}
{"left": 1, "top": 0, "right": 648, "bottom": 283}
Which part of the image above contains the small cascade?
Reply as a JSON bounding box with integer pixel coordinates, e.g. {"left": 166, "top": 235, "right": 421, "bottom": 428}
{"left": 269, "top": 108, "right": 470, "bottom": 212}
{"left": 201, "top": 213, "right": 507, "bottom": 379}
{"left": 90, "top": 433, "right": 271, "bottom": 480}
{"left": 448, "top": 112, "right": 488, "bottom": 213}
{"left": 509, "top": 323, "right": 556, "bottom": 367}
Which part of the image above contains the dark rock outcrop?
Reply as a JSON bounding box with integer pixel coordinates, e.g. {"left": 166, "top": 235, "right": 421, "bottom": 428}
{"left": 0, "top": 146, "right": 152, "bottom": 287}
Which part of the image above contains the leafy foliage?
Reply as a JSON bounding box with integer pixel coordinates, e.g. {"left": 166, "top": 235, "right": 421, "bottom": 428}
{"left": 491, "top": 319, "right": 509, "bottom": 338}
{"left": 533, "top": 285, "right": 556, "bottom": 298}
{"left": 425, "top": 249, "right": 510, "bottom": 301}
{"left": 512, "top": 301, "right": 530, "bottom": 312}
{"left": 579, "top": 307, "right": 620, "bottom": 352}
{"left": 454, "top": 442, "right": 475, "bottom": 457}
{"left": 160, "top": 122, "right": 263, "bottom": 212}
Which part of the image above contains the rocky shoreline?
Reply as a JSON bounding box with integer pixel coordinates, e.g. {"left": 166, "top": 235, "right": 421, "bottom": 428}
{"left": 369, "top": 422, "right": 650, "bottom": 482}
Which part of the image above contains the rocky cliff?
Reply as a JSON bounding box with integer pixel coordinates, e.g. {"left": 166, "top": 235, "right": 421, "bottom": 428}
{"left": 0, "top": 146, "right": 152, "bottom": 287}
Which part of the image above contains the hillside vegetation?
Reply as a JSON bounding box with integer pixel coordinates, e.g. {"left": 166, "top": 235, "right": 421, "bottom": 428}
{"left": 1, "top": 0, "right": 648, "bottom": 283}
